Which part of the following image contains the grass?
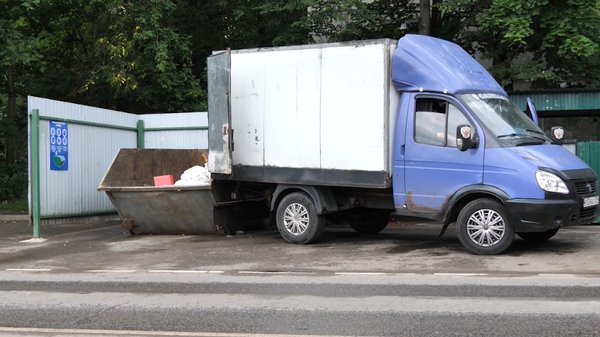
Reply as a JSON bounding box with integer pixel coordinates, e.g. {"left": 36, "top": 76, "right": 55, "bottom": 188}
{"left": 0, "top": 198, "right": 28, "bottom": 213}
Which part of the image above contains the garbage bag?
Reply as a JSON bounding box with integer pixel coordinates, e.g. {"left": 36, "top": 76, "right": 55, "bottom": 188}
{"left": 174, "top": 165, "right": 211, "bottom": 186}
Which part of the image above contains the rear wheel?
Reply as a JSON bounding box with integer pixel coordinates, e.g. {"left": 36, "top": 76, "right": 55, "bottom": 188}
{"left": 276, "top": 192, "right": 324, "bottom": 244}
{"left": 456, "top": 199, "right": 514, "bottom": 255}
{"left": 517, "top": 228, "right": 560, "bottom": 242}
{"left": 348, "top": 210, "right": 391, "bottom": 234}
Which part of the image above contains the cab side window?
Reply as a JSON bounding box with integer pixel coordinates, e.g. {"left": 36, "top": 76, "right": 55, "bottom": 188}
{"left": 414, "top": 98, "right": 469, "bottom": 147}
{"left": 447, "top": 104, "right": 469, "bottom": 146}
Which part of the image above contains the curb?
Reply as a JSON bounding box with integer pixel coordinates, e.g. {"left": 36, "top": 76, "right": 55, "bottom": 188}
{"left": 0, "top": 214, "right": 29, "bottom": 222}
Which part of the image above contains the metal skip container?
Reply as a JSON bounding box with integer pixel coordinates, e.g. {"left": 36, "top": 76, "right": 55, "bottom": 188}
{"left": 98, "top": 148, "right": 217, "bottom": 234}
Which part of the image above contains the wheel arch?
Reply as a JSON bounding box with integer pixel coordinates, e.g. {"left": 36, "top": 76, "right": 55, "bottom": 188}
{"left": 443, "top": 185, "right": 510, "bottom": 225}
{"left": 271, "top": 185, "right": 338, "bottom": 215}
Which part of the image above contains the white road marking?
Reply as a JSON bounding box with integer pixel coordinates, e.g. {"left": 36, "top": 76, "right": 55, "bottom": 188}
{"left": 0, "top": 268, "right": 594, "bottom": 281}
{"left": 335, "top": 272, "right": 389, "bottom": 276}
{"left": 433, "top": 273, "right": 489, "bottom": 276}
{"left": 0, "top": 327, "right": 361, "bottom": 337}
{"left": 5, "top": 268, "right": 52, "bottom": 272}
{"left": 148, "top": 270, "right": 224, "bottom": 274}
{"left": 3, "top": 291, "right": 600, "bottom": 315}
{"left": 537, "top": 273, "right": 581, "bottom": 278}
{"left": 238, "top": 271, "right": 316, "bottom": 275}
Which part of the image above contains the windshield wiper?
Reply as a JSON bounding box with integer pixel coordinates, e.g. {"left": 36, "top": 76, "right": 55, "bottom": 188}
{"left": 525, "top": 128, "right": 545, "bottom": 135}
{"left": 498, "top": 131, "right": 546, "bottom": 142}
{"left": 498, "top": 133, "right": 526, "bottom": 139}
{"left": 498, "top": 133, "right": 546, "bottom": 144}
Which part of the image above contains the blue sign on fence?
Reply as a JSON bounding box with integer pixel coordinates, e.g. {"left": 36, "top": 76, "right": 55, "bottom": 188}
{"left": 49, "top": 121, "right": 68, "bottom": 171}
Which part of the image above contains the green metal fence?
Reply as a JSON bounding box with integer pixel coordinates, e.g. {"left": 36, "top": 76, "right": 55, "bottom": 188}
{"left": 28, "top": 97, "right": 208, "bottom": 239}
{"left": 577, "top": 141, "right": 600, "bottom": 223}
{"left": 510, "top": 90, "right": 600, "bottom": 113}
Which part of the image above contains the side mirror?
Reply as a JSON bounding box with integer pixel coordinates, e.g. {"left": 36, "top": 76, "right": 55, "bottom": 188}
{"left": 456, "top": 125, "right": 478, "bottom": 151}
{"left": 549, "top": 126, "right": 565, "bottom": 145}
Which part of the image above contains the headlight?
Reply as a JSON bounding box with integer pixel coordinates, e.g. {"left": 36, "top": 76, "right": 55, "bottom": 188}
{"left": 536, "top": 170, "right": 569, "bottom": 194}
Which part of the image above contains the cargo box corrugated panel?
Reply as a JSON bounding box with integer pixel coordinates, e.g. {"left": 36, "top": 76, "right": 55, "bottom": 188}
{"left": 212, "top": 40, "right": 399, "bottom": 189}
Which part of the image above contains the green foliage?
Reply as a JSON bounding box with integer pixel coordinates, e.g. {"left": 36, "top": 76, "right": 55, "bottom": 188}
{"left": 0, "top": 198, "right": 29, "bottom": 213}
{"left": 0, "top": 0, "right": 41, "bottom": 69}
{"left": 440, "top": 0, "right": 600, "bottom": 89}
{"left": 254, "top": 0, "right": 315, "bottom": 46}
{"left": 478, "top": 0, "right": 546, "bottom": 46}
{"left": 0, "top": 158, "right": 27, "bottom": 202}
{"left": 299, "top": 0, "right": 417, "bottom": 42}
{"left": 0, "top": 198, "right": 28, "bottom": 213}
{"left": 4, "top": 0, "right": 600, "bottom": 204}
{"left": 0, "top": 194, "right": 29, "bottom": 210}
{"left": 31, "top": 0, "right": 204, "bottom": 113}
{"left": 0, "top": 0, "right": 40, "bottom": 203}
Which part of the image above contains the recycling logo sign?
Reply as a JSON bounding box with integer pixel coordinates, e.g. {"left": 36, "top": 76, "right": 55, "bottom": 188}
{"left": 50, "top": 121, "right": 68, "bottom": 171}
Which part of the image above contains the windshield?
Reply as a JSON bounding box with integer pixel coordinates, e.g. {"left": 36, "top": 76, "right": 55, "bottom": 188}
{"left": 459, "top": 93, "right": 547, "bottom": 143}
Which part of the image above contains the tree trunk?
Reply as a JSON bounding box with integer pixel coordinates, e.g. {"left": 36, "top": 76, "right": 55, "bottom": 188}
{"left": 5, "top": 67, "right": 16, "bottom": 167}
{"left": 419, "top": 0, "right": 431, "bottom": 36}
{"left": 431, "top": 0, "right": 442, "bottom": 36}
{"left": 492, "top": 54, "right": 513, "bottom": 91}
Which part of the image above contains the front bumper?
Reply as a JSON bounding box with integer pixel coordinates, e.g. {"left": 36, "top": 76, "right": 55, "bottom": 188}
{"left": 506, "top": 198, "right": 598, "bottom": 232}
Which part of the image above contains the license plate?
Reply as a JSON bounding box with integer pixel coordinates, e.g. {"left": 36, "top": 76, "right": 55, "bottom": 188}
{"left": 583, "top": 196, "right": 599, "bottom": 208}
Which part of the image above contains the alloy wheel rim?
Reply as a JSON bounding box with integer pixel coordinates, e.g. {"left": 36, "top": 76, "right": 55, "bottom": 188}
{"left": 467, "top": 209, "right": 505, "bottom": 247}
{"left": 283, "top": 203, "right": 309, "bottom": 235}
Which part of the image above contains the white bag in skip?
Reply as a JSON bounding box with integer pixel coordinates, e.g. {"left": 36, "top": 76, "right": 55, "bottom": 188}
{"left": 174, "top": 165, "right": 211, "bottom": 186}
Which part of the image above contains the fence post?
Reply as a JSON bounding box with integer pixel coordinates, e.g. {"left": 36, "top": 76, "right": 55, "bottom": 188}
{"left": 31, "top": 109, "right": 41, "bottom": 238}
{"left": 137, "top": 119, "right": 145, "bottom": 149}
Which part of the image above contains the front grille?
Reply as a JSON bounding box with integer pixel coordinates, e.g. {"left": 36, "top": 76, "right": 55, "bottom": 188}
{"left": 574, "top": 179, "right": 597, "bottom": 195}
{"left": 580, "top": 207, "right": 597, "bottom": 220}
{"left": 571, "top": 178, "right": 599, "bottom": 223}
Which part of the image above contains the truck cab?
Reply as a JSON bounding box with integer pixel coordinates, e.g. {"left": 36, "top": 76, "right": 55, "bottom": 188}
{"left": 392, "top": 35, "right": 599, "bottom": 254}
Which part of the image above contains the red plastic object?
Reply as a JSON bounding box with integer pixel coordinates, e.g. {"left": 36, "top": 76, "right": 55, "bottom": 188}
{"left": 153, "top": 175, "right": 174, "bottom": 186}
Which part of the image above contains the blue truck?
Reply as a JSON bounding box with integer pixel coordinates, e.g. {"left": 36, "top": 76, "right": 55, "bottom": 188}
{"left": 206, "top": 34, "right": 599, "bottom": 254}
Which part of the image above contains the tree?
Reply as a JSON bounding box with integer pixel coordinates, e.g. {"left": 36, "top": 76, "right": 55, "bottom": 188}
{"left": 1, "top": 0, "right": 39, "bottom": 163}
{"left": 297, "top": 0, "right": 417, "bottom": 42}
{"left": 5, "top": 0, "right": 600, "bottom": 203}
{"left": 0, "top": 0, "right": 40, "bottom": 200}
{"left": 438, "top": 0, "right": 600, "bottom": 89}
{"left": 419, "top": 0, "right": 431, "bottom": 35}
{"left": 30, "top": 0, "right": 204, "bottom": 114}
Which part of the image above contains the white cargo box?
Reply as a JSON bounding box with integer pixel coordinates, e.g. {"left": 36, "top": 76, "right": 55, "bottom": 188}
{"left": 208, "top": 39, "right": 399, "bottom": 188}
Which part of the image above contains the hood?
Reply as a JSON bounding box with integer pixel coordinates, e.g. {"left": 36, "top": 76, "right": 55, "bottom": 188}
{"left": 392, "top": 34, "right": 506, "bottom": 96}
{"left": 511, "top": 145, "right": 592, "bottom": 172}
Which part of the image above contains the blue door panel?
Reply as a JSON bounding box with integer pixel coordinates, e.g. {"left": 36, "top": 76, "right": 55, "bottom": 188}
{"left": 394, "top": 93, "right": 485, "bottom": 214}
{"left": 405, "top": 156, "right": 484, "bottom": 211}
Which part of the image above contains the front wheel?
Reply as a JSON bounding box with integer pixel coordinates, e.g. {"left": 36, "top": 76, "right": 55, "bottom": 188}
{"left": 456, "top": 199, "right": 514, "bottom": 255}
{"left": 517, "top": 228, "right": 560, "bottom": 242}
{"left": 276, "top": 192, "right": 325, "bottom": 244}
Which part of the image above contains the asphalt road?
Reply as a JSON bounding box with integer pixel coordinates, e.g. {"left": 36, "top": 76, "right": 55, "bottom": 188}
{"left": 1, "top": 220, "right": 600, "bottom": 336}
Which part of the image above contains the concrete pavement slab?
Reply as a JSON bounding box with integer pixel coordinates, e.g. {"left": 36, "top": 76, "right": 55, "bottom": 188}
{"left": 0, "top": 216, "right": 599, "bottom": 276}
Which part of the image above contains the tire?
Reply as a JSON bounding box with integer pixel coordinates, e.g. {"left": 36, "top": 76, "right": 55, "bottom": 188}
{"left": 348, "top": 210, "right": 391, "bottom": 234}
{"left": 456, "top": 198, "right": 514, "bottom": 255}
{"left": 517, "top": 228, "right": 560, "bottom": 242}
{"left": 276, "top": 192, "right": 325, "bottom": 244}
